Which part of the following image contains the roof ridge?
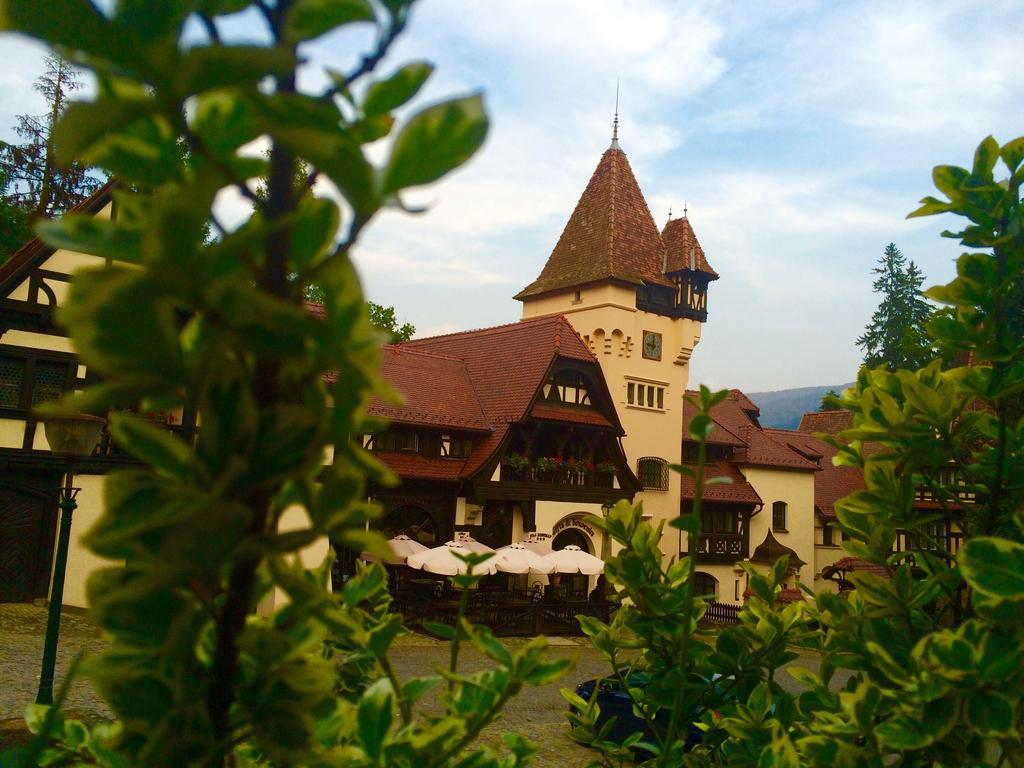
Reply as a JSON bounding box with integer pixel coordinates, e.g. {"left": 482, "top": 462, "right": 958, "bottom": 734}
{"left": 405, "top": 314, "right": 559, "bottom": 344}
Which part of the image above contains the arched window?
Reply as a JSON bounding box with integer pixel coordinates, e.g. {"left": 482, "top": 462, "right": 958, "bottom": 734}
{"left": 637, "top": 457, "right": 668, "bottom": 491}
{"left": 694, "top": 572, "right": 718, "bottom": 599}
{"left": 772, "top": 501, "right": 787, "bottom": 532}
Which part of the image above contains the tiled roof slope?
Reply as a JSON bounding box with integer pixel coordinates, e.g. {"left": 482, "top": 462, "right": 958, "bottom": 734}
{"left": 514, "top": 147, "right": 672, "bottom": 300}
{"left": 798, "top": 410, "right": 854, "bottom": 435}
{"left": 368, "top": 346, "right": 491, "bottom": 431}
{"left": 768, "top": 428, "right": 862, "bottom": 519}
{"left": 679, "top": 461, "right": 762, "bottom": 504}
{"left": 684, "top": 390, "right": 816, "bottom": 471}
{"left": 662, "top": 216, "right": 719, "bottom": 279}
{"left": 403, "top": 315, "right": 601, "bottom": 477}
{"left": 375, "top": 451, "right": 466, "bottom": 482}
{"left": 529, "top": 402, "right": 614, "bottom": 428}
{"left": 682, "top": 397, "right": 745, "bottom": 446}
{"left": 0, "top": 177, "right": 117, "bottom": 292}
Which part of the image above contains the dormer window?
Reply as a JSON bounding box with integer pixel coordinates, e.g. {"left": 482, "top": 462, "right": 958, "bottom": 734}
{"left": 542, "top": 370, "right": 591, "bottom": 406}
{"left": 440, "top": 434, "right": 473, "bottom": 458}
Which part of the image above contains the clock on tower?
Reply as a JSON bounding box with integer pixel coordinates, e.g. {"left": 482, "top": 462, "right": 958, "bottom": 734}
{"left": 642, "top": 330, "right": 662, "bottom": 361}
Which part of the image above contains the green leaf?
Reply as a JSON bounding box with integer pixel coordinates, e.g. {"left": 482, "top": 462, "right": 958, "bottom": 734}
{"left": 109, "top": 414, "right": 194, "bottom": 480}
{"left": 401, "top": 676, "right": 440, "bottom": 705}
{"left": 960, "top": 537, "right": 1024, "bottom": 600}
{"left": 172, "top": 46, "right": 296, "bottom": 98}
{"left": 0, "top": 0, "right": 138, "bottom": 68}
{"left": 965, "top": 690, "right": 1015, "bottom": 736}
{"left": 382, "top": 93, "right": 488, "bottom": 194}
{"left": 51, "top": 98, "right": 154, "bottom": 167}
{"left": 36, "top": 215, "right": 142, "bottom": 264}
{"left": 364, "top": 61, "right": 434, "bottom": 116}
{"left": 999, "top": 136, "right": 1024, "bottom": 172}
{"left": 971, "top": 135, "right": 1000, "bottom": 179}
{"left": 932, "top": 165, "right": 969, "bottom": 198}
{"left": 271, "top": 126, "right": 377, "bottom": 216}
{"left": 284, "top": 0, "right": 375, "bottom": 43}
{"left": 357, "top": 678, "right": 393, "bottom": 760}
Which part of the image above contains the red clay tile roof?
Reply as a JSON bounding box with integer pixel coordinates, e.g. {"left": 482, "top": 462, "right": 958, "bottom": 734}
{"left": 683, "top": 389, "right": 818, "bottom": 471}
{"left": 368, "top": 346, "right": 491, "bottom": 431}
{"left": 402, "top": 315, "right": 606, "bottom": 478}
{"left": 374, "top": 451, "right": 465, "bottom": 482}
{"left": 768, "top": 428, "right": 862, "bottom": 519}
{"left": 0, "top": 178, "right": 117, "bottom": 292}
{"left": 529, "top": 402, "right": 614, "bottom": 428}
{"left": 798, "top": 410, "right": 854, "bottom": 435}
{"left": 662, "top": 216, "right": 718, "bottom": 279}
{"left": 514, "top": 147, "right": 673, "bottom": 300}
{"left": 682, "top": 397, "right": 745, "bottom": 446}
{"left": 737, "top": 424, "right": 820, "bottom": 471}
{"left": 777, "top": 587, "right": 806, "bottom": 604}
{"left": 679, "top": 461, "right": 762, "bottom": 504}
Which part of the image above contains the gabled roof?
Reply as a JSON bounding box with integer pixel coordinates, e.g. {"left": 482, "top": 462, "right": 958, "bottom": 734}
{"left": 368, "top": 346, "right": 490, "bottom": 432}
{"left": 768, "top": 428, "right": 862, "bottom": 520}
{"left": 402, "top": 315, "right": 612, "bottom": 478}
{"left": 684, "top": 389, "right": 817, "bottom": 472}
{"left": 514, "top": 147, "right": 672, "bottom": 300}
{"left": 0, "top": 178, "right": 117, "bottom": 294}
{"left": 662, "top": 216, "right": 718, "bottom": 279}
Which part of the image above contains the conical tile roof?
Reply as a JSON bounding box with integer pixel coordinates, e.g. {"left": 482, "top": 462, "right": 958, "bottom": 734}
{"left": 662, "top": 215, "right": 718, "bottom": 279}
{"left": 515, "top": 147, "right": 672, "bottom": 300}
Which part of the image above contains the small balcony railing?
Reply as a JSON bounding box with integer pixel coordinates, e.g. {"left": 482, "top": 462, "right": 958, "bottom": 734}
{"left": 691, "top": 532, "right": 747, "bottom": 563}
{"left": 499, "top": 464, "right": 614, "bottom": 489}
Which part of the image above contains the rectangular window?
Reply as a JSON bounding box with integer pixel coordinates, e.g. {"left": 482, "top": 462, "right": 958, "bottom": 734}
{"left": 772, "top": 501, "right": 787, "bottom": 532}
{"left": 626, "top": 379, "right": 667, "bottom": 411}
{"left": 377, "top": 432, "right": 396, "bottom": 451}
{"left": 0, "top": 356, "right": 26, "bottom": 408}
{"left": 441, "top": 433, "right": 451, "bottom": 456}
{"left": 362, "top": 434, "right": 374, "bottom": 449}
{"left": 822, "top": 523, "right": 833, "bottom": 546}
{"left": 31, "top": 360, "right": 69, "bottom": 407}
{"left": 398, "top": 432, "right": 418, "bottom": 452}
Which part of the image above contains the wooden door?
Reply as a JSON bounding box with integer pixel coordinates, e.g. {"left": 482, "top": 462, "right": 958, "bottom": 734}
{"left": 0, "top": 478, "right": 58, "bottom": 602}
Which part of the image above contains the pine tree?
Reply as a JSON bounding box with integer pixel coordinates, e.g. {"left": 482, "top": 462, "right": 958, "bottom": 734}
{"left": 857, "top": 243, "right": 936, "bottom": 370}
{"left": 0, "top": 54, "right": 100, "bottom": 227}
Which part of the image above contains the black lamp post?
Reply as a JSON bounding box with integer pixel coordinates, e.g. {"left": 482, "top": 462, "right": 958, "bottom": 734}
{"left": 35, "top": 413, "right": 106, "bottom": 706}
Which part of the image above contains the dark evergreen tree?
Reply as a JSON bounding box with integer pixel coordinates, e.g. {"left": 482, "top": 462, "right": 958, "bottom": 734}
{"left": 819, "top": 389, "right": 841, "bottom": 411}
{"left": 0, "top": 54, "right": 100, "bottom": 226}
{"left": 857, "top": 243, "right": 936, "bottom": 370}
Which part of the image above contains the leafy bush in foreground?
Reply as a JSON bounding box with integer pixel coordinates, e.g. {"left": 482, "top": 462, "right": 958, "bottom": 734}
{"left": 1, "top": 1, "right": 567, "bottom": 766}
{"left": 569, "top": 136, "right": 1024, "bottom": 766}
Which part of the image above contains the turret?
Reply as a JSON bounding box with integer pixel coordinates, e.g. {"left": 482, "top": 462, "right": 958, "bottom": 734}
{"left": 661, "top": 211, "right": 718, "bottom": 322}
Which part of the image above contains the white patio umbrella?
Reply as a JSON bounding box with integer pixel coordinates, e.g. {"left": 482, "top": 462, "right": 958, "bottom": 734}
{"left": 455, "top": 535, "right": 495, "bottom": 555}
{"left": 360, "top": 534, "right": 428, "bottom": 564}
{"left": 406, "top": 541, "right": 498, "bottom": 576}
{"left": 492, "top": 543, "right": 555, "bottom": 574}
{"left": 517, "top": 538, "right": 554, "bottom": 557}
{"left": 543, "top": 544, "right": 605, "bottom": 575}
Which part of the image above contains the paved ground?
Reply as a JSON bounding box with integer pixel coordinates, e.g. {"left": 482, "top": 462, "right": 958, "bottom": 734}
{"left": 1, "top": 604, "right": 840, "bottom": 765}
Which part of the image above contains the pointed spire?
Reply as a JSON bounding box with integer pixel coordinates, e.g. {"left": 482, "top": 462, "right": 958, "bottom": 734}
{"left": 683, "top": 200, "right": 688, "bottom": 219}
{"left": 667, "top": 203, "right": 673, "bottom": 222}
{"left": 610, "top": 80, "right": 620, "bottom": 150}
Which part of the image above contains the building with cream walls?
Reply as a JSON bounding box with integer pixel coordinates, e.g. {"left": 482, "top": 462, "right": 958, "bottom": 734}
{"left": 3, "top": 130, "right": 960, "bottom": 612}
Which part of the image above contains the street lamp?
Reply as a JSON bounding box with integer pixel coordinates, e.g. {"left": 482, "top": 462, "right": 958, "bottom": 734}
{"left": 35, "top": 413, "right": 106, "bottom": 706}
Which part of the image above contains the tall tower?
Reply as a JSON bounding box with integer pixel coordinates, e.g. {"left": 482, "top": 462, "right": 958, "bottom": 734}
{"left": 515, "top": 130, "right": 718, "bottom": 555}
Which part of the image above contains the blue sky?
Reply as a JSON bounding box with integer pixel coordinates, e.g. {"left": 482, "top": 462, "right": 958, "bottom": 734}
{"left": 1, "top": 1, "right": 1021, "bottom": 390}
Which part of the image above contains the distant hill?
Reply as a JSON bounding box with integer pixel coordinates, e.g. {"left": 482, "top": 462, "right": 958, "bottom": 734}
{"left": 747, "top": 383, "right": 855, "bottom": 430}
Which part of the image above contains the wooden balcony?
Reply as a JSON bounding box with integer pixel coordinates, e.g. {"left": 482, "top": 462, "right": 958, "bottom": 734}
{"left": 498, "top": 464, "right": 614, "bottom": 489}
{"left": 691, "top": 532, "right": 747, "bottom": 564}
